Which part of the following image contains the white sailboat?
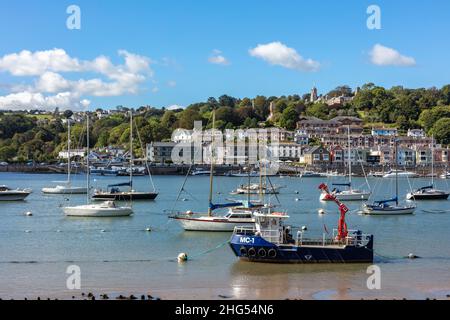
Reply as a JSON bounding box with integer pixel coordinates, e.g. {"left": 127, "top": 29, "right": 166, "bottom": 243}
{"left": 363, "top": 138, "right": 416, "bottom": 215}
{"left": 406, "top": 136, "right": 449, "bottom": 200}
{"left": 170, "top": 112, "right": 255, "bottom": 231}
{"left": 63, "top": 113, "right": 133, "bottom": 217}
{"left": 320, "top": 126, "right": 371, "bottom": 201}
{"left": 42, "top": 119, "right": 87, "bottom": 194}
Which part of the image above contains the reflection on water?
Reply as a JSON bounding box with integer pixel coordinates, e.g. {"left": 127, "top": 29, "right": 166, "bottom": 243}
{"left": 1, "top": 172, "right": 450, "bottom": 299}
{"left": 229, "top": 261, "right": 370, "bottom": 299}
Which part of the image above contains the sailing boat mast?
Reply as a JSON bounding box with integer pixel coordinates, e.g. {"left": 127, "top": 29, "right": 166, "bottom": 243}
{"left": 347, "top": 125, "right": 352, "bottom": 188}
{"left": 207, "top": 111, "right": 215, "bottom": 217}
{"left": 431, "top": 135, "right": 434, "bottom": 187}
{"left": 129, "top": 110, "right": 133, "bottom": 192}
{"left": 67, "top": 119, "right": 71, "bottom": 184}
{"left": 395, "top": 137, "right": 399, "bottom": 206}
{"left": 86, "top": 113, "right": 90, "bottom": 204}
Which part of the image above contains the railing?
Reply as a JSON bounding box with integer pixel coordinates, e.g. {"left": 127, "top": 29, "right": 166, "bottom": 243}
{"left": 296, "top": 229, "right": 372, "bottom": 247}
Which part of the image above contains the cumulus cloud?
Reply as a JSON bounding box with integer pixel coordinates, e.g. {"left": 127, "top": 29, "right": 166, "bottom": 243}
{"left": 167, "top": 80, "right": 177, "bottom": 87}
{"left": 0, "top": 48, "right": 154, "bottom": 110}
{"left": 369, "top": 44, "right": 416, "bottom": 67}
{"left": 249, "top": 41, "right": 320, "bottom": 72}
{"left": 208, "top": 50, "right": 230, "bottom": 65}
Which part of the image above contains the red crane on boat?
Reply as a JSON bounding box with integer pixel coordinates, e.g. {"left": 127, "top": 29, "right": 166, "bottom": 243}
{"left": 318, "top": 183, "right": 348, "bottom": 241}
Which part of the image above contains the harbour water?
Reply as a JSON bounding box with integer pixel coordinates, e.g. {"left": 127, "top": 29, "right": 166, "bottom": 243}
{"left": 1, "top": 172, "right": 450, "bottom": 300}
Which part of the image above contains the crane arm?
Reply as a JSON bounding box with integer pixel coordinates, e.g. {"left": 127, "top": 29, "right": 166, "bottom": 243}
{"left": 318, "top": 183, "right": 348, "bottom": 240}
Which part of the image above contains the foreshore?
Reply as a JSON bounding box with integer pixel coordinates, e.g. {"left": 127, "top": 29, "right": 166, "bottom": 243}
{"left": 0, "top": 163, "right": 448, "bottom": 177}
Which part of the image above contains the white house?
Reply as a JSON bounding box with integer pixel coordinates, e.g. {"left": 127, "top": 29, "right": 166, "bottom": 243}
{"left": 371, "top": 128, "right": 398, "bottom": 136}
{"left": 407, "top": 129, "right": 425, "bottom": 138}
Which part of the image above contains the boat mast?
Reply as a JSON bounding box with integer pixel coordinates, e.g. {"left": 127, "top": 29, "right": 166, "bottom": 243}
{"left": 347, "top": 125, "right": 352, "bottom": 189}
{"left": 207, "top": 111, "right": 215, "bottom": 217}
{"left": 431, "top": 135, "right": 434, "bottom": 187}
{"left": 259, "top": 161, "right": 263, "bottom": 201}
{"left": 67, "top": 119, "right": 71, "bottom": 184}
{"left": 395, "top": 137, "right": 398, "bottom": 206}
{"left": 86, "top": 113, "right": 90, "bottom": 204}
{"left": 129, "top": 110, "right": 133, "bottom": 192}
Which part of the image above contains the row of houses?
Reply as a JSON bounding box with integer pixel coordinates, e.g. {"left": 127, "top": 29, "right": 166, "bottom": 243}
{"left": 146, "top": 141, "right": 449, "bottom": 167}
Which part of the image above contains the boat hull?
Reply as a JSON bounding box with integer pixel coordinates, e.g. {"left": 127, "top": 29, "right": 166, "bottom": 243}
{"left": 362, "top": 205, "right": 416, "bottom": 215}
{"left": 172, "top": 216, "right": 254, "bottom": 232}
{"left": 42, "top": 186, "right": 87, "bottom": 194}
{"left": 63, "top": 205, "right": 133, "bottom": 217}
{"left": 229, "top": 234, "right": 374, "bottom": 263}
{"left": 92, "top": 192, "right": 158, "bottom": 201}
{"left": 406, "top": 192, "right": 449, "bottom": 200}
{"left": 0, "top": 192, "right": 31, "bottom": 201}
{"left": 321, "top": 191, "right": 371, "bottom": 201}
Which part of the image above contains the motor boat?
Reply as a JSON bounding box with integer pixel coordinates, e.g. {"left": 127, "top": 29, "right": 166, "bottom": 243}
{"left": 299, "top": 170, "right": 326, "bottom": 178}
{"left": 0, "top": 185, "right": 32, "bottom": 201}
{"left": 383, "top": 170, "right": 419, "bottom": 178}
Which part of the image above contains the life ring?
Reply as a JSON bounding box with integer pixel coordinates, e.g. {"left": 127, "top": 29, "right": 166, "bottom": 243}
{"left": 239, "top": 247, "right": 247, "bottom": 256}
{"left": 268, "top": 248, "right": 277, "bottom": 258}
{"left": 247, "top": 247, "right": 256, "bottom": 257}
{"left": 258, "top": 248, "right": 267, "bottom": 258}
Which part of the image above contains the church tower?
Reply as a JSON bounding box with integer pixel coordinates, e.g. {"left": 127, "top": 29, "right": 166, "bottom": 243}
{"left": 310, "top": 86, "right": 318, "bottom": 103}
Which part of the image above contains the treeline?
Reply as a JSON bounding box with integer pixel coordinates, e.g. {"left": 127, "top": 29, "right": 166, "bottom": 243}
{"left": 1, "top": 83, "right": 450, "bottom": 162}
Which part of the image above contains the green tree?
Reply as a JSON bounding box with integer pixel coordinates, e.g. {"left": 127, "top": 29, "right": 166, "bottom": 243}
{"left": 0, "top": 145, "right": 16, "bottom": 161}
{"left": 431, "top": 118, "right": 450, "bottom": 144}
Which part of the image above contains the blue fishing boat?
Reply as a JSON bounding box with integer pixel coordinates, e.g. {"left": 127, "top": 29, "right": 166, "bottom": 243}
{"left": 229, "top": 183, "right": 374, "bottom": 263}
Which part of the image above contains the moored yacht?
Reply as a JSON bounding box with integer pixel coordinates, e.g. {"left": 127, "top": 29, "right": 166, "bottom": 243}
{"left": 63, "top": 113, "right": 133, "bottom": 218}
{"left": 406, "top": 137, "right": 449, "bottom": 200}
{"left": 64, "top": 200, "right": 133, "bottom": 217}
{"left": 0, "top": 185, "right": 32, "bottom": 201}
{"left": 91, "top": 111, "right": 158, "bottom": 201}
{"left": 362, "top": 198, "right": 416, "bottom": 215}
{"left": 363, "top": 139, "right": 416, "bottom": 215}
{"left": 320, "top": 127, "right": 371, "bottom": 201}
{"left": 42, "top": 120, "right": 87, "bottom": 195}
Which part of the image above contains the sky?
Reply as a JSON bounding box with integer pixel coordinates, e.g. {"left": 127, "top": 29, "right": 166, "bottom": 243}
{"left": 0, "top": 0, "right": 449, "bottom": 111}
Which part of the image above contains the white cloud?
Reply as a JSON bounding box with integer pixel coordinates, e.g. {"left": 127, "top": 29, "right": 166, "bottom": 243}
{"left": 0, "top": 49, "right": 82, "bottom": 76}
{"left": 249, "top": 41, "right": 320, "bottom": 72}
{"left": 369, "top": 44, "right": 416, "bottom": 66}
{"left": 0, "top": 48, "right": 154, "bottom": 110}
{"left": 167, "top": 80, "right": 177, "bottom": 87}
{"left": 208, "top": 50, "right": 230, "bottom": 65}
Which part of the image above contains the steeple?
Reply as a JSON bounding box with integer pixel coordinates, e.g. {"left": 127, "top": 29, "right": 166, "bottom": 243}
{"left": 310, "top": 86, "right": 318, "bottom": 103}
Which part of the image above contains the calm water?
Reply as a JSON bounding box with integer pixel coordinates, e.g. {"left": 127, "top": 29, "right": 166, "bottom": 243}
{"left": 1, "top": 172, "right": 450, "bottom": 299}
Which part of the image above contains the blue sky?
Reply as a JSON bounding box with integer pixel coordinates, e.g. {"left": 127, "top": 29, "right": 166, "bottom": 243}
{"left": 0, "top": 0, "right": 449, "bottom": 110}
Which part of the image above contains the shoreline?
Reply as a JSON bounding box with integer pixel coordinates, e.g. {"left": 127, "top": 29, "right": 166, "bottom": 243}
{"left": 0, "top": 164, "right": 448, "bottom": 177}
